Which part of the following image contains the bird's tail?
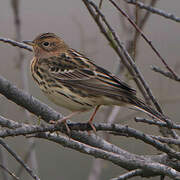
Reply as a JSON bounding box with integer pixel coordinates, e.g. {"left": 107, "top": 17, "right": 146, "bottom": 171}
{"left": 129, "top": 97, "right": 167, "bottom": 122}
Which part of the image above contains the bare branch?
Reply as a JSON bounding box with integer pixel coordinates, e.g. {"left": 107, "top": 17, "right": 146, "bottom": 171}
{"left": 126, "top": 0, "right": 180, "bottom": 23}
{"left": 0, "top": 37, "right": 32, "bottom": 51}
{"left": 0, "top": 98, "right": 180, "bottom": 178}
{"left": 151, "top": 136, "right": 180, "bottom": 146}
{"left": 0, "top": 113, "right": 180, "bottom": 162}
{"left": 135, "top": 117, "right": 180, "bottom": 130}
{"left": 152, "top": 66, "right": 180, "bottom": 82}
{"left": 111, "top": 169, "right": 143, "bottom": 180}
{"left": 35, "top": 132, "right": 180, "bottom": 179}
{"left": 0, "top": 164, "right": 20, "bottom": 180}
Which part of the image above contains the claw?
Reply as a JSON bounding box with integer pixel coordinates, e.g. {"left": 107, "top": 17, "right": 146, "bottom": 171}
{"left": 49, "top": 111, "right": 81, "bottom": 135}
{"left": 50, "top": 118, "right": 71, "bottom": 135}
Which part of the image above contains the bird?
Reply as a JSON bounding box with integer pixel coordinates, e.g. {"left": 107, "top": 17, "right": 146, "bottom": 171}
{"left": 23, "top": 32, "right": 166, "bottom": 133}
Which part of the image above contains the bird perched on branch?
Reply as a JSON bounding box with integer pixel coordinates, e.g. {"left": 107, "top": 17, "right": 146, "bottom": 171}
{"left": 24, "top": 32, "right": 165, "bottom": 133}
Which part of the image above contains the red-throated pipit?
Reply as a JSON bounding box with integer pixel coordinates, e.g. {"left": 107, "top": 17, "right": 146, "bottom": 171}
{"left": 24, "top": 32, "right": 165, "bottom": 133}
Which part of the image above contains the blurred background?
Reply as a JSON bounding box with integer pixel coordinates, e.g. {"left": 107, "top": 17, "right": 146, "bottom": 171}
{"left": 0, "top": 0, "right": 180, "bottom": 179}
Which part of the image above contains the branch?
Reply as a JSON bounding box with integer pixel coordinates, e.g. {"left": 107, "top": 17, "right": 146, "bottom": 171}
{"left": 0, "top": 164, "right": 20, "bottom": 180}
{"left": 152, "top": 66, "right": 180, "bottom": 82}
{"left": 1, "top": 114, "right": 180, "bottom": 162}
{"left": 126, "top": 0, "right": 180, "bottom": 23}
{"left": 111, "top": 169, "right": 143, "bottom": 180}
{"left": 151, "top": 136, "right": 180, "bottom": 146}
{"left": 35, "top": 132, "right": 180, "bottom": 179}
{"left": 135, "top": 117, "right": 180, "bottom": 130}
{"left": 0, "top": 37, "right": 32, "bottom": 52}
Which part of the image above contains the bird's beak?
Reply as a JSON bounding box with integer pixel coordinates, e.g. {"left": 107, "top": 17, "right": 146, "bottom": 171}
{"left": 23, "top": 40, "right": 35, "bottom": 46}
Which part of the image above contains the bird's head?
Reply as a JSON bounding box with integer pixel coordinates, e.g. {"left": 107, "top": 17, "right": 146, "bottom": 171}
{"left": 23, "top": 32, "right": 68, "bottom": 58}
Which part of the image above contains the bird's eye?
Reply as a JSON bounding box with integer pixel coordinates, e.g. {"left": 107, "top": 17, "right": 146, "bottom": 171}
{"left": 43, "top": 42, "right": 50, "bottom": 46}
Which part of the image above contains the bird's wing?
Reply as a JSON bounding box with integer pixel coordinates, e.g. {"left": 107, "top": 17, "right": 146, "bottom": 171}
{"left": 49, "top": 54, "right": 136, "bottom": 97}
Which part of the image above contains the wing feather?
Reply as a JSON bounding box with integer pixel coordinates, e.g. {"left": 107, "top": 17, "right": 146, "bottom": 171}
{"left": 51, "top": 67, "right": 136, "bottom": 98}
{"left": 44, "top": 53, "right": 136, "bottom": 98}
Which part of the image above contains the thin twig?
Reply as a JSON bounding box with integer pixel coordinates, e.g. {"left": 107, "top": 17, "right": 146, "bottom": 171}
{"left": 0, "top": 38, "right": 32, "bottom": 51}
{"left": 0, "top": 139, "right": 40, "bottom": 180}
{"left": 126, "top": 0, "right": 180, "bottom": 23}
{"left": 152, "top": 66, "right": 180, "bottom": 82}
{"left": 111, "top": 169, "right": 143, "bottom": 180}
{"left": 151, "top": 135, "right": 180, "bottom": 146}
{"left": 0, "top": 164, "right": 20, "bottom": 180}
{"left": 135, "top": 117, "right": 180, "bottom": 130}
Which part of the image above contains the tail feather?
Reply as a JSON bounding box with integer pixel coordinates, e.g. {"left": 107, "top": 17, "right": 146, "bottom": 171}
{"left": 129, "top": 97, "right": 167, "bottom": 122}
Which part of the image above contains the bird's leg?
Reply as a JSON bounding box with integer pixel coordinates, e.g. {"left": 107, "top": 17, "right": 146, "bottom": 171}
{"left": 88, "top": 105, "right": 100, "bottom": 133}
{"left": 50, "top": 111, "right": 82, "bottom": 134}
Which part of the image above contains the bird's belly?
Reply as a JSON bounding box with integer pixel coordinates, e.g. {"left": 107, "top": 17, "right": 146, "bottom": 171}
{"left": 41, "top": 86, "right": 97, "bottom": 111}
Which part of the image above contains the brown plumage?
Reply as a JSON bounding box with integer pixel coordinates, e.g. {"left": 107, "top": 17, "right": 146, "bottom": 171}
{"left": 24, "top": 32, "right": 166, "bottom": 132}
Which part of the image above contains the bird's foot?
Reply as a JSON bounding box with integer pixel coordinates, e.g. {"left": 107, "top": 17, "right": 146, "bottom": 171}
{"left": 50, "top": 117, "right": 71, "bottom": 135}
